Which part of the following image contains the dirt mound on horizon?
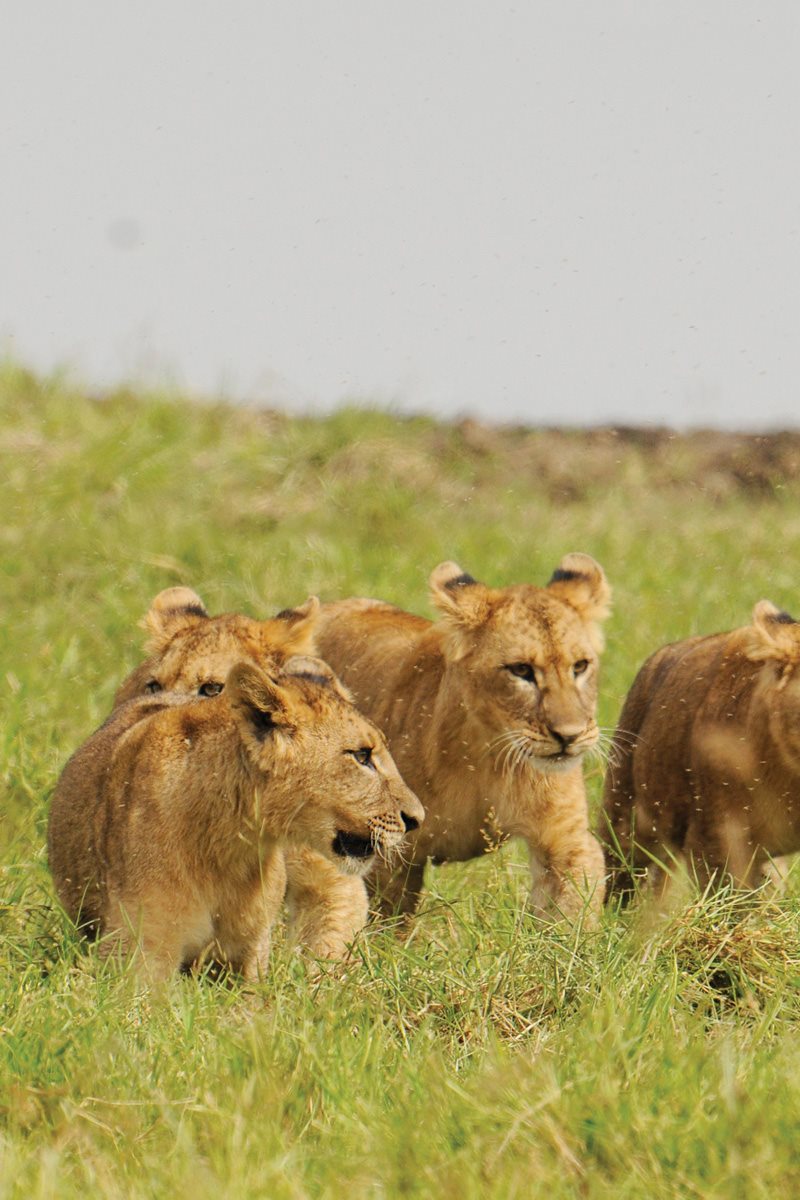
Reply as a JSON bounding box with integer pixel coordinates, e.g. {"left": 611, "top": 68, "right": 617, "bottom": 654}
{"left": 450, "top": 419, "right": 800, "bottom": 502}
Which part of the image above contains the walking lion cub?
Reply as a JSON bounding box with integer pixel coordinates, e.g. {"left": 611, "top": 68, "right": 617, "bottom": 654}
{"left": 111, "top": 585, "right": 381, "bottom": 959}
{"left": 603, "top": 600, "right": 800, "bottom": 900}
{"left": 314, "top": 553, "right": 611, "bottom": 921}
{"left": 48, "top": 656, "right": 423, "bottom": 980}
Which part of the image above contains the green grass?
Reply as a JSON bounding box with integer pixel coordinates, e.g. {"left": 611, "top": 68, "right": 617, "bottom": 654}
{"left": 3, "top": 362, "right": 800, "bottom": 1196}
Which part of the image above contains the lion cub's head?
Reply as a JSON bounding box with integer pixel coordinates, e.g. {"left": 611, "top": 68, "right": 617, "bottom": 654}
{"left": 115, "top": 586, "right": 320, "bottom": 706}
{"left": 744, "top": 600, "right": 800, "bottom": 767}
{"left": 429, "top": 553, "right": 611, "bottom": 774}
{"left": 227, "top": 656, "right": 424, "bottom": 871}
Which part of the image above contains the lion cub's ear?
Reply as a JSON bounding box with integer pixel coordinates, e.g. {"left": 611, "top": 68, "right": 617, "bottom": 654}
{"left": 142, "top": 587, "right": 209, "bottom": 653}
{"left": 546, "top": 554, "right": 612, "bottom": 624}
{"left": 745, "top": 600, "right": 800, "bottom": 662}
{"left": 226, "top": 661, "right": 292, "bottom": 742}
{"left": 282, "top": 654, "right": 354, "bottom": 703}
{"left": 429, "top": 562, "right": 491, "bottom": 625}
{"left": 270, "top": 596, "right": 321, "bottom": 658}
{"left": 429, "top": 563, "right": 492, "bottom": 661}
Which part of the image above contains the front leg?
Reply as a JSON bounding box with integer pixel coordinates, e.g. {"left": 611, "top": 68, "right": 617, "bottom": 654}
{"left": 101, "top": 888, "right": 193, "bottom": 981}
{"left": 284, "top": 846, "right": 369, "bottom": 960}
{"left": 528, "top": 834, "right": 605, "bottom": 921}
{"left": 523, "top": 773, "right": 606, "bottom": 922}
{"left": 215, "top": 849, "right": 287, "bottom": 981}
{"left": 367, "top": 858, "right": 427, "bottom": 922}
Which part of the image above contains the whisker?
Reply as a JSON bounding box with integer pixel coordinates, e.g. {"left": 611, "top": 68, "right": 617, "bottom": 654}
{"left": 588, "top": 742, "right": 621, "bottom": 771}
{"left": 502, "top": 736, "right": 526, "bottom": 776}
{"left": 489, "top": 728, "right": 521, "bottom": 744}
{"left": 370, "top": 830, "right": 387, "bottom": 866}
{"left": 492, "top": 729, "right": 531, "bottom": 775}
{"left": 512, "top": 740, "right": 530, "bottom": 775}
{"left": 599, "top": 726, "right": 642, "bottom": 749}
{"left": 501, "top": 740, "right": 521, "bottom": 776}
{"left": 493, "top": 738, "right": 511, "bottom": 773}
{"left": 489, "top": 728, "right": 524, "bottom": 744}
{"left": 487, "top": 729, "right": 527, "bottom": 756}
{"left": 391, "top": 844, "right": 414, "bottom": 869}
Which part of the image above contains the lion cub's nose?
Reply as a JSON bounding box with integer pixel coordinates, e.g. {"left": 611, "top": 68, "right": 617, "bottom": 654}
{"left": 549, "top": 726, "right": 581, "bottom": 749}
{"left": 401, "top": 811, "right": 420, "bottom": 832}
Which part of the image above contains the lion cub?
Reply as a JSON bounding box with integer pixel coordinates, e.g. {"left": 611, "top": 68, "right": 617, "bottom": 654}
{"left": 314, "top": 554, "right": 611, "bottom": 922}
{"left": 48, "top": 657, "right": 424, "bottom": 980}
{"left": 604, "top": 601, "right": 800, "bottom": 899}
{"left": 113, "top": 586, "right": 320, "bottom": 706}
{"left": 113, "top": 585, "right": 378, "bottom": 960}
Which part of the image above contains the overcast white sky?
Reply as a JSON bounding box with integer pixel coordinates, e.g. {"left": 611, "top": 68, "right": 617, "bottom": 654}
{"left": 2, "top": 2, "right": 799, "bottom": 427}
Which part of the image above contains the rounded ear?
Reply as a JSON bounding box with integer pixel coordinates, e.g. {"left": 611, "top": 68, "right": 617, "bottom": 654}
{"left": 269, "top": 595, "right": 320, "bottom": 658}
{"left": 141, "top": 587, "right": 208, "bottom": 653}
{"left": 282, "top": 654, "right": 354, "bottom": 703}
{"left": 745, "top": 600, "right": 800, "bottom": 661}
{"left": 429, "top": 562, "right": 491, "bottom": 627}
{"left": 226, "top": 661, "right": 291, "bottom": 738}
{"left": 546, "top": 554, "right": 612, "bottom": 626}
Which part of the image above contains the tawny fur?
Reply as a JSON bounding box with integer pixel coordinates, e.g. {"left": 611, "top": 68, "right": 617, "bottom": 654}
{"left": 113, "top": 587, "right": 320, "bottom": 706}
{"left": 603, "top": 600, "right": 800, "bottom": 900}
{"left": 314, "top": 554, "right": 611, "bottom": 923}
{"left": 112, "top": 587, "right": 376, "bottom": 960}
{"left": 48, "top": 657, "right": 423, "bottom": 980}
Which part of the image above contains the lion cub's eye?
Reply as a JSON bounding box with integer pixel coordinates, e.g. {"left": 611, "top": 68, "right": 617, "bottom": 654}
{"left": 572, "top": 660, "right": 590, "bottom": 677}
{"left": 144, "top": 680, "right": 162, "bottom": 694}
{"left": 349, "top": 747, "right": 375, "bottom": 768}
{"left": 198, "top": 681, "right": 224, "bottom": 697}
{"left": 505, "top": 662, "right": 536, "bottom": 683}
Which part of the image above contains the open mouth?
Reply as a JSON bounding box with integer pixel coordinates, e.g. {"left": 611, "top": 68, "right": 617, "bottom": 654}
{"left": 333, "top": 830, "right": 375, "bottom": 859}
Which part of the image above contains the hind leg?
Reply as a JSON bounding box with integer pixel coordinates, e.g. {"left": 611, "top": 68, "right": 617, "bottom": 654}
{"left": 684, "top": 808, "right": 764, "bottom": 892}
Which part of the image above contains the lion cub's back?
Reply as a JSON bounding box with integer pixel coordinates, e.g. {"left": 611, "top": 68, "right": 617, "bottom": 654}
{"left": 603, "top": 629, "right": 754, "bottom": 838}
{"left": 316, "top": 598, "right": 431, "bottom": 706}
{"left": 47, "top": 693, "right": 195, "bottom": 932}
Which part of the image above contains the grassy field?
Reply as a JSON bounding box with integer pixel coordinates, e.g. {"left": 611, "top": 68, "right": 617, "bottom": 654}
{"left": 3, "top": 363, "right": 800, "bottom": 1197}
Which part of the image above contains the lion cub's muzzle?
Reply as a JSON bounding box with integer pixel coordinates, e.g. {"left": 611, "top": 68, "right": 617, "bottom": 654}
{"left": 535, "top": 723, "right": 598, "bottom": 771}
{"left": 333, "top": 803, "right": 423, "bottom": 866}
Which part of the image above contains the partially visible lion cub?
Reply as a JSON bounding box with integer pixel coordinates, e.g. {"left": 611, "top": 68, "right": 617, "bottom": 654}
{"left": 113, "top": 586, "right": 320, "bottom": 705}
{"left": 112, "top": 586, "right": 378, "bottom": 959}
{"left": 603, "top": 601, "right": 800, "bottom": 900}
{"left": 314, "top": 554, "right": 611, "bottom": 922}
{"left": 48, "top": 656, "right": 424, "bottom": 980}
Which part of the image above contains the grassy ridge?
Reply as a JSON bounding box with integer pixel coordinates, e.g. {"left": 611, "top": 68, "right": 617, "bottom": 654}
{"left": 3, "top": 364, "right": 800, "bottom": 1196}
